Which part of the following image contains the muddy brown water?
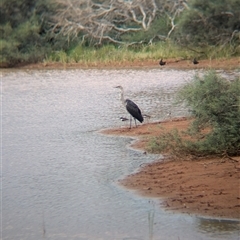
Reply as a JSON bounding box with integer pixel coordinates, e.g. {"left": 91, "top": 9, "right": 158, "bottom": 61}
{"left": 2, "top": 68, "right": 239, "bottom": 240}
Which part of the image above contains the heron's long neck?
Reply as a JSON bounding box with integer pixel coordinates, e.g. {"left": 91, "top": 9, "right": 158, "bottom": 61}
{"left": 120, "top": 89, "right": 126, "bottom": 106}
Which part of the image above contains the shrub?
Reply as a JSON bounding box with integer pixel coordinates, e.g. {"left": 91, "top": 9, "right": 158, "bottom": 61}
{"left": 0, "top": 0, "right": 56, "bottom": 66}
{"left": 148, "top": 71, "right": 240, "bottom": 157}
{"left": 174, "top": 0, "right": 240, "bottom": 52}
{"left": 179, "top": 71, "right": 240, "bottom": 156}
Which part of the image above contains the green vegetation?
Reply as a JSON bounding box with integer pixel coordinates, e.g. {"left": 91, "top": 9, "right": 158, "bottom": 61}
{"left": 0, "top": 0, "right": 50, "bottom": 66}
{"left": 148, "top": 71, "right": 240, "bottom": 157}
{"left": 45, "top": 41, "right": 194, "bottom": 65}
{"left": 0, "top": 0, "right": 72, "bottom": 66}
{"left": 147, "top": 128, "right": 189, "bottom": 157}
{"left": 44, "top": 42, "right": 239, "bottom": 66}
{"left": 0, "top": 0, "right": 239, "bottom": 67}
{"left": 174, "top": 0, "right": 240, "bottom": 48}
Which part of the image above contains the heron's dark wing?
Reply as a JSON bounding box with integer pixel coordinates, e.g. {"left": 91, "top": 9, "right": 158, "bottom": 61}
{"left": 125, "top": 99, "right": 144, "bottom": 123}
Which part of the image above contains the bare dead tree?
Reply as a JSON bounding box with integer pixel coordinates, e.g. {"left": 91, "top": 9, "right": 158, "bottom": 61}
{"left": 48, "top": 0, "right": 187, "bottom": 45}
{"left": 164, "top": 0, "right": 187, "bottom": 39}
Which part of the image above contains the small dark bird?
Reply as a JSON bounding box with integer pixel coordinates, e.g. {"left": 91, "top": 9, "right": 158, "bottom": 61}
{"left": 115, "top": 86, "right": 144, "bottom": 128}
{"left": 120, "top": 117, "right": 129, "bottom": 121}
{"left": 159, "top": 59, "right": 166, "bottom": 66}
{"left": 193, "top": 58, "right": 199, "bottom": 64}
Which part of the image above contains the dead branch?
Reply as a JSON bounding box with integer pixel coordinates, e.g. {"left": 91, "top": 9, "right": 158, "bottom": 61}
{"left": 49, "top": 0, "right": 187, "bottom": 45}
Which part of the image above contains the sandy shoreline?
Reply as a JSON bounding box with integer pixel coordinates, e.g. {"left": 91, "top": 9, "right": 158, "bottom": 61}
{"left": 101, "top": 119, "right": 240, "bottom": 220}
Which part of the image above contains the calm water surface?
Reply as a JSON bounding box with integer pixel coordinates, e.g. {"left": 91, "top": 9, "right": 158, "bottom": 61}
{"left": 2, "top": 68, "right": 239, "bottom": 240}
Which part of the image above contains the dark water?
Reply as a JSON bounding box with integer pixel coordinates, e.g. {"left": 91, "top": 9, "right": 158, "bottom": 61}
{"left": 2, "top": 68, "right": 239, "bottom": 240}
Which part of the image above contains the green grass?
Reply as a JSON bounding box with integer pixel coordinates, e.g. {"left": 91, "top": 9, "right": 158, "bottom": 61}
{"left": 43, "top": 41, "right": 239, "bottom": 65}
{"left": 43, "top": 42, "right": 191, "bottom": 64}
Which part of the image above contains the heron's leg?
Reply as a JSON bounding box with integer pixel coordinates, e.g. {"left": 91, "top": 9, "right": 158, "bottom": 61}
{"left": 134, "top": 118, "right": 137, "bottom": 127}
{"left": 129, "top": 115, "right": 132, "bottom": 129}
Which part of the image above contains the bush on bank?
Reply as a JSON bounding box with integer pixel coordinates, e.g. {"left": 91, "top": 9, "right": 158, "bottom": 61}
{"left": 148, "top": 71, "right": 240, "bottom": 157}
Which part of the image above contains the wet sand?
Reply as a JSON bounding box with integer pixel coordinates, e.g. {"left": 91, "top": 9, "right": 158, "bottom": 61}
{"left": 101, "top": 119, "right": 240, "bottom": 219}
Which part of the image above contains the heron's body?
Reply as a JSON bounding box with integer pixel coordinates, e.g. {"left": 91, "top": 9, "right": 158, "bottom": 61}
{"left": 115, "top": 86, "right": 144, "bottom": 128}
{"left": 125, "top": 99, "right": 143, "bottom": 123}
